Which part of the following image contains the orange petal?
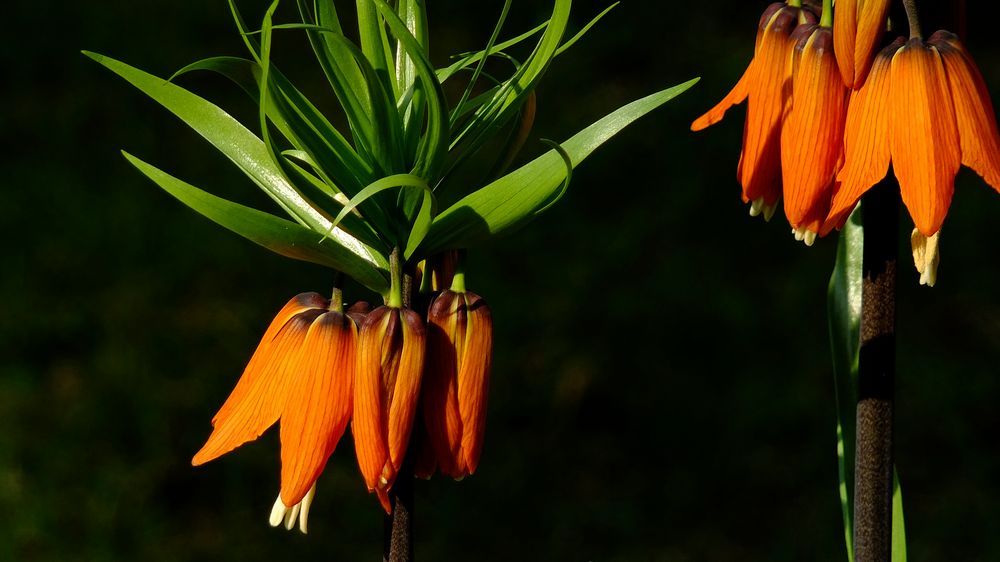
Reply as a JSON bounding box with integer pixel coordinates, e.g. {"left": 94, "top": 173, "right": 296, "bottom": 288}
{"left": 738, "top": 6, "right": 801, "bottom": 207}
{"left": 192, "top": 309, "right": 321, "bottom": 466}
{"left": 456, "top": 293, "right": 492, "bottom": 477}
{"left": 851, "top": 0, "right": 890, "bottom": 88}
{"left": 352, "top": 307, "right": 392, "bottom": 491}
{"left": 211, "top": 293, "right": 328, "bottom": 427}
{"left": 930, "top": 30, "right": 1000, "bottom": 191}
{"left": 423, "top": 292, "right": 465, "bottom": 477}
{"left": 833, "top": 0, "right": 858, "bottom": 87}
{"left": 278, "top": 311, "right": 357, "bottom": 507}
{"left": 828, "top": 38, "right": 901, "bottom": 231}
{"left": 780, "top": 26, "right": 848, "bottom": 235}
{"left": 691, "top": 60, "right": 753, "bottom": 132}
{"left": 890, "top": 39, "right": 961, "bottom": 236}
{"left": 385, "top": 309, "right": 426, "bottom": 478}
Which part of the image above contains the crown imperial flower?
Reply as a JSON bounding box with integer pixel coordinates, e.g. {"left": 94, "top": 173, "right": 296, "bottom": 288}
{"left": 352, "top": 305, "right": 426, "bottom": 512}
{"left": 192, "top": 292, "right": 357, "bottom": 533}
{"left": 421, "top": 289, "right": 493, "bottom": 480}
{"left": 828, "top": 31, "right": 1000, "bottom": 237}
{"left": 781, "top": 22, "right": 849, "bottom": 244}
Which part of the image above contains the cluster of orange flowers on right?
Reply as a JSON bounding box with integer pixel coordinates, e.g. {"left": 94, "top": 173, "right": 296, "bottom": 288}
{"left": 190, "top": 255, "right": 492, "bottom": 532}
{"left": 693, "top": 0, "right": 1000, "bottom": 282}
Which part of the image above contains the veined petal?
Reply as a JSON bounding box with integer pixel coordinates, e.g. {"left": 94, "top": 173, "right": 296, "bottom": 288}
{"left": 192, "top": 309, "right": 321, "bottom": 466}
{"left": 931, "top": 30, "right": 1000, "bottom": 191}
{"left": 385, "top": 309, "right": 426, "bottom": 477}
{"left": 828, "top": 38, "right": 901, "bottom": 231}
{"left": 212, "top": 293, "right": 328, "bottom": 427}
{"left": 691, "top": 60, "right": 753, "bottom": 132}
{"left": 738, "top": 6, "right": 804, "bottom": 206}
{"left": 781, "top": 26, "right": 848, "bottom": 235}
{"left": 456, "top": 293, "right": 492, "bottom": 477}
{"left": 852, "top": 0, "right": 891, "bottom": 88}
{"left": 279, "top": 311, "right": 357, "bottom": 507}
{"left": 353, "top": 307, "right": 393, "bottom": 492}
{"left": 890, "top": 39, "right": 961, "bottom": 236}
{"left": 423, "top": 292, "right": 465, "bottom": 477}
{"left": 833, "top": 0, "right": 858, "bottom": 87}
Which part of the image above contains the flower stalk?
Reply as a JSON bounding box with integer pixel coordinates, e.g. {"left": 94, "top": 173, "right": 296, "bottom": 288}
{"left": 853, "top": 180, "right": 898, "bottom": 562}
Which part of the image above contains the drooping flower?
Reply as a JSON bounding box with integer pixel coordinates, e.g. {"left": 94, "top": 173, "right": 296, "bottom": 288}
{"left": 691, "top": 2, "right": 816, "bottom": 219}
{"left": 191, "top": 292, "right": 357, "bottom": 533}
{"left": 828, "top": 32, "right": 1000, "bottom": 237}
{"left": 352, "top": 306, "right": 426, "bottom": 512}
{"left": 780, "top": 21, "right": 849, "bottom": 244}
{"left": 833, "top": 0, "right": 891, "bottom": 88}
{"left": 421, "top": 290, "right": 493, "bottom": 480}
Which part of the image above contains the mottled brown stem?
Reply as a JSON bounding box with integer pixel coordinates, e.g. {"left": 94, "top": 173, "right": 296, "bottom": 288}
{"left": 384, "top": 267, "right": 417, "bottom": 562}
{"left": 383, "top": 453, "right": 415, "bottom": 562}
{"left": 853, "top": 180, "right": 898, "bottom": 562}
{"left": 901, "top": 0, "right": 922, "bottom": 40}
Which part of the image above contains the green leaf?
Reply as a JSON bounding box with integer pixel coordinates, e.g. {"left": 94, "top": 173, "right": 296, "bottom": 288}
{"left": 84, "top": 51, "right": 331, "bottom": 234}
{"left": 123, "top": 152, "right": 389, "bottom": 293}
{"left": 320, "top": 173, "right": 433, "bottom": 251}
{"left": 827, "top": 206, "right": 863, "bottom": 562}
{"left": 372, "top": 0, "right": 449, "bottom": 185}
{"left": 416, "top": 78, "right": 699, "bottom": 256}
{"left": 446, "top": 0, "right": 571, "bottom": 170}
{"left": 296, "top": 0, "right": 375, "bottom": 146}
{"left": 892, "top": 468, "right": 907, "bottom": 562}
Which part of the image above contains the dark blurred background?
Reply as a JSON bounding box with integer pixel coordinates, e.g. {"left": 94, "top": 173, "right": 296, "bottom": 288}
{"left": 4, "top": 1, "right": 998, "bottom": 560}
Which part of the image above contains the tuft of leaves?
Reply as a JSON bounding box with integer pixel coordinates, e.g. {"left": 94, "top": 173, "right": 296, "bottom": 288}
{"left": 87, "top": 0, "right": 696, "bottom": 299}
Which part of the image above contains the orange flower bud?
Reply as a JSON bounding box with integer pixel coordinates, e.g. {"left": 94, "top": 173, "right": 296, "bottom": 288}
{"left": 352, "top": 306, "right": 426, "bottom": 512}
{"left": 421, "top": 290, "right": 493, "bottom": 480}
{"left": 833, "top": 0, "right": 891, "bottom": 88}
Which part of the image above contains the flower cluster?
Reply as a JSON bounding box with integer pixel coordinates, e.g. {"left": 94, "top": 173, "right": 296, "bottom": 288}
{"left": 191, "top": 259, "right": 492, "bottom": 532}
{"left": 693, "top": 0, "right": 1000, "bottom": 281}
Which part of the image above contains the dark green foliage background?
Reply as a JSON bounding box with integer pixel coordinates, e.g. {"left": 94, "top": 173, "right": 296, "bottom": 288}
{"left": 3, "top": 1, "right": 998, "bottom": 560}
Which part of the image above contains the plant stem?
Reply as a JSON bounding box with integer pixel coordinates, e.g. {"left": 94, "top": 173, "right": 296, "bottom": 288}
{"left": 902, "top": 0, "right": 922, "bottom": 40}
{"left": 853, "top": 180, "right": 898, "bottom": 562}
{"left": 384, "top": 453, "right": 416, "bottom": 562}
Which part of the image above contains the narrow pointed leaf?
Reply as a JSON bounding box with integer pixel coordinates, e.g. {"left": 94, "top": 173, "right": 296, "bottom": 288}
{"left": 827, "top": 206, "right": 862, "bottom": 562}
{"left": 892, "top": 468, "right": 907, "bottom": 562}
{"left": 123, "top": 152, "right": 389, "bottom": 292}
{"left": 85, "top": 51, "right": 332, "bottom": 235}
{"left": 417, "top": 78, "right": 698, "bottom": 255}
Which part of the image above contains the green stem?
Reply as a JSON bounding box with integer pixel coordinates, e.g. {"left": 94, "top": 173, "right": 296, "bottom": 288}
{"left": 388, "top": 247, "right": 403, "bottom": 308}
{"left": 450, "top": 250, "right": 467, "bottom": 293}
{"left": 788, "top": 0, "right": 802, "bottom": 9}
{"left": 820, "top": 0, "right": 833, "bottom": 28}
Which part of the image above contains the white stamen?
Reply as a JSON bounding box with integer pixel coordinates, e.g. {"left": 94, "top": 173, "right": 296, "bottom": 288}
{"left": 911, "top": 228, "right": 940, "bottom": 287}
{"left": 267, "top": 483, "right": 318, "bottom": 534}
{"left": 749, "top": 198, "right": 764, "bottom": 217}
{"left": 269, "top": 495, "right": 288, "bottom": 528}
{"left": 791, "top": 227, "right": 817, "bottom": 246}
{"left": 763, "top": 202, "right": 777, "bottom": 222}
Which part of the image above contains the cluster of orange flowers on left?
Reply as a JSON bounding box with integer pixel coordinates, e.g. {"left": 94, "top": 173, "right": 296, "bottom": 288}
{"left": 693, "top": 0, "right": 1000, "bottom": 278}
{"left": 191, "top": 268, "right": 492, "bottom": 532}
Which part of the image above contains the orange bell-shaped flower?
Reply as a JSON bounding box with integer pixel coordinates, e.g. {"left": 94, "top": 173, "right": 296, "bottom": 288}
{"left": 421, "top": 290, "right": 493, "bottom": 480}
{"left": 352, "top": 306, "right": 426, "bottom": 512}
{"left": 780, "top": 22, "right": 849, "bottom": 243}
{"left": 833, "top": 0, "right": 891, "bottom": 88}
{"left": 828, "top": 32, "right": 1000, "bottom": 236}
{"left": 692, "top": 2, "right": 816, "bottom": 219}
{"left": 192, "top": 292, "right": 357, "bottom": 533}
